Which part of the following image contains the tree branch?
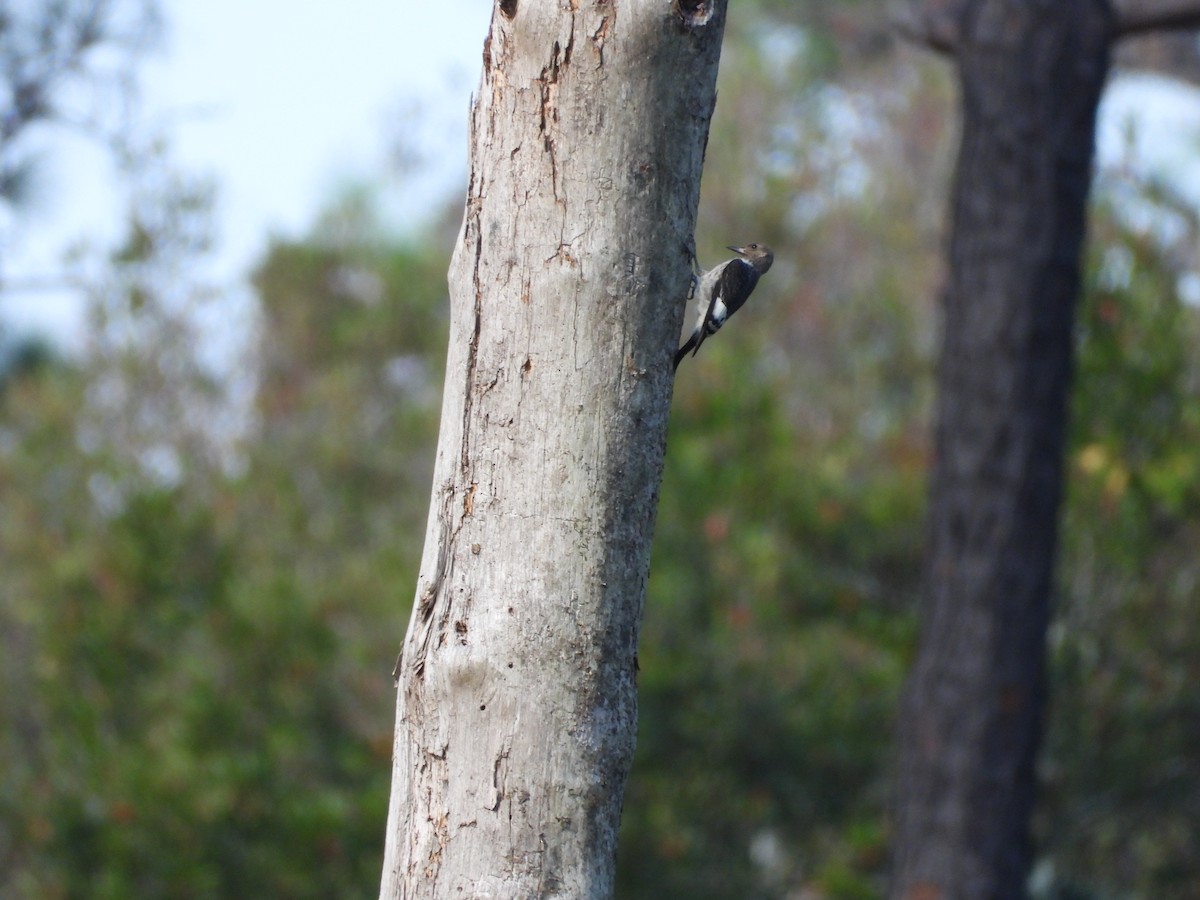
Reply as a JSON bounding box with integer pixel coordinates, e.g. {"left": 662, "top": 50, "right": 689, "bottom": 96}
{"left": 897, "top": 0, "right": 1200, "bottom": 56}
{"left": 1114, "top": 0, "right": 1200, "bottom": 35}
{"left": 1114, "top": 30, "right": 1200, "bottom": 85}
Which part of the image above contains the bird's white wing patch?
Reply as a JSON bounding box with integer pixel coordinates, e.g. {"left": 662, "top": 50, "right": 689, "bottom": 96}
{"left": 710, "top": 297, "right": 729, "bottom": 328}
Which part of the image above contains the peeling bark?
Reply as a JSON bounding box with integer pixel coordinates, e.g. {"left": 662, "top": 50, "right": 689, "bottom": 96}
{"left": 379, "top": 2, "right": 728, "bottom": 898}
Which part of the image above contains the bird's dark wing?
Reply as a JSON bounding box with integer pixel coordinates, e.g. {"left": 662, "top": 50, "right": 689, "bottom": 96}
{"left": 687, "top": 259, "right": 754, "bottom": 359}
{"left": 711, "top": 258, "right": 756, "bottom": 319}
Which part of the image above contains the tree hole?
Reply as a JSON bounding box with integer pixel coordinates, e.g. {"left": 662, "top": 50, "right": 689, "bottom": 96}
{"left": 674, "top": 0, "right": 714, "bottom": 28}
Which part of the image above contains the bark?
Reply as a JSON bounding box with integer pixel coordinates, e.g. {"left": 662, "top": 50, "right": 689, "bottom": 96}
{"left": 379, "top": 2, "right": 727, "bottom": 898}
{"left": 890, "top": 3, "right": 1113, "bottom": 898}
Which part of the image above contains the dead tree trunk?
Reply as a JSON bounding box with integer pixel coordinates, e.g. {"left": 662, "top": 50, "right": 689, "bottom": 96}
{"left": 379, "top": 2, "right": 728, "bottom": 898}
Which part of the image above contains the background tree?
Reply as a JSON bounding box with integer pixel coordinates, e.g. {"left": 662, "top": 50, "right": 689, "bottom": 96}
{"left": 891, "top": 1, "right": 1200, "bottom": 897}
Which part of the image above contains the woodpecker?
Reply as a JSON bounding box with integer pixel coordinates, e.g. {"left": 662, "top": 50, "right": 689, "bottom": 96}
{"left": 674, "top": 242, "right": 774, "bottom": 370}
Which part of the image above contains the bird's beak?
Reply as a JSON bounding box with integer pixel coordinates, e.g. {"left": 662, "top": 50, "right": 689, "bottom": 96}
{"left": 727, "top": 245, "right": 745, "bottom": 256}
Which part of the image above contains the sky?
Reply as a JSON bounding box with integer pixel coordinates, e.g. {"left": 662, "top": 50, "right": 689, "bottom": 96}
{"left": 0, "top": 0, "right": 493, "bottom": 346}
{"left": 0, "top": 2, "right": 1198, "bottom": 348}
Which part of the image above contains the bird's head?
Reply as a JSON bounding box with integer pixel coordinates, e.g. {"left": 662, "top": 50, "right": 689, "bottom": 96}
{"left": 728, "top": 242, "right": 774, "bottom": 273}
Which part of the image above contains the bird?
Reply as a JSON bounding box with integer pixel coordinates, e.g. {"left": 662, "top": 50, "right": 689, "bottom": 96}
{"left": 674, "top": 242, "right": 774, "bottom": 370}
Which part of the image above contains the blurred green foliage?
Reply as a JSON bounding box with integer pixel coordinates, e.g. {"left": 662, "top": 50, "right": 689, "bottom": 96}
{"left": 0, "top": 193, "right": 446, "bottom": 898}
{"left": 2, "top": 2, "right": 1199, "bottom": 898}
{"left": 1038, "top": 183, "right": 1200, "bottom": 900}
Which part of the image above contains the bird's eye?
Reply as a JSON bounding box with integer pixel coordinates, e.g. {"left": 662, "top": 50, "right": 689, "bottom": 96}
{"left": 748, "top": 243, "right": 758, "bottom": 249}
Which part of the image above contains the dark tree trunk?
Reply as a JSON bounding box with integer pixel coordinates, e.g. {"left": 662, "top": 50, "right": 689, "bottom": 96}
{"left": 891, "top": 3, "right": 1113, "bottom": 898}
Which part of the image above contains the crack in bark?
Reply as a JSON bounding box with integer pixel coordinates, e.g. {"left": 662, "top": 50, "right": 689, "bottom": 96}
{"left": 539, "top": 58, "right": 560, "bottom": 199}
{"left": 395, "top": 490, "right": 456, "bottom": 684}
{"left": 486, "top": 749, "right": 509, "bottom": 812}
{"left": 538, "top": 28, "right": 575, "bottom": 203}
{"left": 591, "top": 15, "right": 611, "bottom": 66}
{"left": 461, "top": 226, "right": 484, "bottom": 478}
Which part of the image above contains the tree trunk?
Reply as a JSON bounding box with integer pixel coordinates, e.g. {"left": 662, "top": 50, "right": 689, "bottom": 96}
{"left": 379, "top": 2, "right": 727, "bottom": 897}
{"left": 891, "top": 3, "right": 1112, "bottom": 898}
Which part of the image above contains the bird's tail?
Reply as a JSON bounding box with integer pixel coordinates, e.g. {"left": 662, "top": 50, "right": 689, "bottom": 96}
{"left": 674, "top": 332, "right": 700, "bottom": 370}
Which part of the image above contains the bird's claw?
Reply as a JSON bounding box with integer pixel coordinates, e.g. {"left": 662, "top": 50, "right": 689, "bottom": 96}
{"left": 686, "top": 236, "right": 702, "bottom": 276}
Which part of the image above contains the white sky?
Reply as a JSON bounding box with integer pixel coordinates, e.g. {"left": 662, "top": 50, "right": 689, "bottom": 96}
{"left": 1, "top": 0, "right": 493, "bottom": 345}
{"left": 0, "top": 3, "right": 1197, "bottom": 348}
{"left": 140, "top": 0, "right": 493, "bottom": 247}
